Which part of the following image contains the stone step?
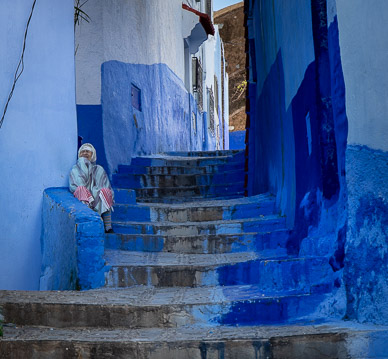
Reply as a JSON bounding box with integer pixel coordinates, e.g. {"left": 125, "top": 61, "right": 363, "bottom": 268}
{"left": 104, "top": 230, "right": 289, "bottom": 254}
{"left": 104, "top": 250, "right": 333, "bottom": 290}
{"left": 130, "top": 155, "right": 242, "bottom": 168}
{"left": 133, "top": 182, "right": 245, "bottom": 200}
{"left": 4, "top": 322, "right": 387, "bottom": 359}
{"left": 112, "top": 171, "right": 245, "bottom": 189}
{"left": 104, "top": 250, "right": 258, "bottom": 287}
{"left": 136, "top": 193, "right": 245, "bottom": 203}
{"left": 0, "top": 286, "right": 333, "bottom": 329}
{"left": 111, "top": 216, "right": 286, "bottom": 236}
{"left": 112, "top": 194, "right": 276, "bottom": 222}
{"left": 164, "top": 149, "right": 242, "bottom": 157}
{"left": 117, "top": 162, "right": 244, "bottom": 175}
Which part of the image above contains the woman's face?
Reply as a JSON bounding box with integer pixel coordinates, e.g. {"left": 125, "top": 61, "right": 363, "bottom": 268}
{"left": 79, "top": 150, "right": 93, "bottom": 161}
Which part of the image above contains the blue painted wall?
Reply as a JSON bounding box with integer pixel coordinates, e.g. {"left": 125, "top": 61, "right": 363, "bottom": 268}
{"left": 40, "top": 188, "right": 106, "bottom": 290}
{"left": 331, "top": 0, "right": 388, "bottom": 324}
{"left": 229, "top": 131, "right": 245, "bottom": 150}
{"left": 101, "top": 61, "right": 208, "bottom": 175}
{"left": 0, "top": 0, "right": 77, "bottom": 290}
{"left": 245, "top": 0, "right": 349, "bottom": 318}
{"left": 344, "top": 146, "right": 388, "bottom": 324}
{"left": 247, "top": 0, "right": 388, "bottom": 325}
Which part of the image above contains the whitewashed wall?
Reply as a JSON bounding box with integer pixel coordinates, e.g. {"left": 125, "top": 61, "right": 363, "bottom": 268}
{"left": 336, "top": 0, "right": 388, "bottom": 151}
{"left": 76, "top": 0, "right": 186, "bottom": 105}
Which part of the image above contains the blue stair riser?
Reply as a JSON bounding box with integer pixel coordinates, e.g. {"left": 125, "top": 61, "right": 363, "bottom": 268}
{"left": 136, "top": 193, "right": 245, "bottom": 204}
{"left": 112, "top": 201, "right": 276, "bottom": 223}
{"left": 130, "top": 157, "right": 242, "bottom": 168}
{"left": 133, "top": 183, "right": 245, "bottom": 198}
{"left": 217, "top": 257, "right": 335, "bottom": 292}
{"left": 117, "top": 163, "right": 244, "bottom": 175}
{"left": 105, "top": 257, "right": 334, "bottom": 290}
{"left": 104, "top": 233, "right": 289, "bottom": 255}
{"left": 112, "top": 171, "right": 245, "bottom": 189}
{"left": 2, "top": 291, "right": 331, "bottom": 328}
{"left": 111, "top": 218, "right": 286, "bottom": 236}
{"left": 113, "top": 188, "right": 137, "bottom": 204}
{"left": 219, "top": 292, "right": 331, "bottom": 326}
{"left": 164, "top": 150, "right": 242, "bottom": 157}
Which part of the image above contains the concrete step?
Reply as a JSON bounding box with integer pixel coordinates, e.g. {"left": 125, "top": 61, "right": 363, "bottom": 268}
{"left": 111, "top": 215, "right": 286, "bottom": 236}
{"left": 0, "top": 286, "right": 334, "bottom": 329}
{"left": 112, "top": 171, "right": 245, "bottom": 189}
{"left": 112, "top": 194, "right": 276, "bottom": 222}
{"left": 104, "top": 250, "right": 333, "bottom": 290}
{"left": 136, "top": 192, "right": 246, "bottom": 203}
{"left": 105, "top": 230, "right": 289, "bottom": 254}
{"left": 104, "top": 250, "right": 259, "bottom": 287}
{"left": 3, "top": 322, "right": 387, "bottom": 359}
{"left": 133, "top": 182, "right": 245, "bottom": 199}
{"left": 117, "top": 162, "right": 244, "bottom": 175}
{"left": 130, "top": 155, "right": 242, "bottom": 168}
{"left": 164, "top": 149, "right": 242, "bottom": 157}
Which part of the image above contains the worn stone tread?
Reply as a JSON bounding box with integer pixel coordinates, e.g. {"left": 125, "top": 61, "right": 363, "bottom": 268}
{"left": 123, "top": 193, "right": 275, "bottom": 209}
{"left": 0, "top": 285, "right": 308, "bottom": 306}
{"left": 3, "top": 322, "right": 387, "bottom": 342}
{"left": 112, "top": 215, "right": 283, "bottom": 227}
{"left": 104, "top": 250, "right": 262, "bottom": 267}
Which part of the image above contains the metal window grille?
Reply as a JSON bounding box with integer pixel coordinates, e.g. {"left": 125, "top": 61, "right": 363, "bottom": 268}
{"left": 192, "top": 57, "right": 203, "bottom": 111}
{"left": 207, "top": 87, "right": 215, "bottom": 136}
{"left": 214, "top": 75, "right": 219, "bottom": 117}
{"left": 206, "top": 0, "right": 212, "bottom": 18}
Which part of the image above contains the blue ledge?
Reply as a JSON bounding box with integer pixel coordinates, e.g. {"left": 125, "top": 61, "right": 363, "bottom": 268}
{"left": 40, "top": 187, "right": 106, "bottom": 291}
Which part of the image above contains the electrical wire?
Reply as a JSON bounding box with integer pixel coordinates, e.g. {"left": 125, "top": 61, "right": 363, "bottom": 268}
{"left": 0, "top": 0, "right": 37, "bottom": 129}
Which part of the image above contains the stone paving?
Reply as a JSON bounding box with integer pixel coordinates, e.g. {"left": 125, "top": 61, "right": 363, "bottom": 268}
{"left": 1, "top": 150, "right": 387, "bottom": 358}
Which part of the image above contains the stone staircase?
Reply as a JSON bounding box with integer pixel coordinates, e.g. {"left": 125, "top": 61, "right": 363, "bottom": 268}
{"left": 1, "top": 150, "right": 386, "bottom": 358}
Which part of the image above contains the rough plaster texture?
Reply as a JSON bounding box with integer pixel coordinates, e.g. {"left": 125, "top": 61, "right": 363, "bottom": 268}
{"left": 75, "top": 0, "right": 186, "bottom": 105}
{"left": 0, "top": 0, "right": 77, "bottom": 290}
{"left": 101, "top": 61, "right": 207, "bottom": 175}
{"left": 252, "top": 0, "right": 315, "bottom": 109}
{"left": 40, "top": 188, "right": 106, "bottom": 291}
{"left": 246, "top": 0, "right": 349, "bottom": 320}
{"left": 345, "top": 146, "right": 388, "bottom": 324}
{"left": 336, "top": 0, "right": 388, "bottom": 151}
{"left": 2, "top": 326, "right": 388, "bottom": 359}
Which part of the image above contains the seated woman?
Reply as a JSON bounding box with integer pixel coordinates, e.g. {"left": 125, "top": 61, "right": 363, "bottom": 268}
{"left": 69, "top": 143, "right": 114, "bottom": 233}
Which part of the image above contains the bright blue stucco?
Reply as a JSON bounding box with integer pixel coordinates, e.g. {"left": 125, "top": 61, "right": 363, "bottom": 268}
{"left": 344, "top": 145, "right": 388, "bottom": 324}
{"left": 0, "top": 0, "right": 77, "bottom": 290}
{"left": 229, "top": 131, "right": 245, "bottom": 150}
{"left": 76, "top": 105, "right": 109, "bottom": 172}
{"left": 101, "top": 61, "right": 211, "bottom": 175}
{"left": 245, "top": 0, "right": 349, "bottom": 321}
{"left": 40, "top": 188, "right": 106, "bottom": 290}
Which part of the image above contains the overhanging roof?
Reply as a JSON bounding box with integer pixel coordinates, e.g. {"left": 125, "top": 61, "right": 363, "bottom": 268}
{"left": 182, "top": 4, "right": 215, "bottom": 36}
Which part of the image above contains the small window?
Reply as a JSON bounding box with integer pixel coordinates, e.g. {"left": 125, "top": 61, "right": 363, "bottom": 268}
{"left": 131, "top": 84, "right": 141, "bottom": 111}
